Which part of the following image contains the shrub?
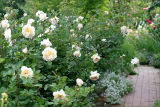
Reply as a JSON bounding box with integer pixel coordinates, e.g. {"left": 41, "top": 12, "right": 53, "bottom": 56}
{"left": 97, "top": 72, "right": 133, "bottom": 104}
{"left": 0, "top": 8, "right": 129, "bottom": 106}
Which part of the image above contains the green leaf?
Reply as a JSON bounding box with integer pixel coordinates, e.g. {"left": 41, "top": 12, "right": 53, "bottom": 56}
{"left": 0, "top": 58, "right": 5, "bottom": 63}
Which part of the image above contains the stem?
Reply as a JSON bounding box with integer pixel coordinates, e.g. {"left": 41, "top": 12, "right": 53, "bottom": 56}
{"left": 16, "top": 70, "right": 20, "bottom": 107}
{"left": 1, "top": 98, "right": 4, "bottom": 107}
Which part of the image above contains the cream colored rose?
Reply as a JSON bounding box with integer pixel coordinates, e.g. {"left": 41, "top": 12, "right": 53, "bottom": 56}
{"left": 20, "top": 66, "right": 33, "bottom": 78}
{"left": 42, "top": 47, "right": 57, "bottom": 61}
{"left": 53, "top": 89, "right": 66, "bottom": 99}
{"left": 41, "top": 39, "right": 52, "bottom": 47}
{"left": 91, "top": 53, "right": 100, "bottom": 63}
{"left": 77, "top": 23, "right": 83, "bottom": 30}
{"left": 76, "top": 78, "right": 83, "bottom": 86}
{"left": 22, "top": 25, "right": 35, "bottom": 38}
{"left": 73, "top": 50, "right": 81, "bottom": 57}
{"left": 90, "top": 71, "right": 100, "bottom": 80}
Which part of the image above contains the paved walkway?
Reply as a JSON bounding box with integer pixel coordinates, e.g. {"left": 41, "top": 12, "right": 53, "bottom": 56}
{"left": 109, "top": 65, "right": 160, "bottom": 107}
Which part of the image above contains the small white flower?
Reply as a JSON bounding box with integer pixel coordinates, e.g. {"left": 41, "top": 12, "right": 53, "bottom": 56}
{"left": 50, "top": 16, "right": 59, "bottom": 25}
{"left": 1, "top": 93, "right": 8, "bottom": 99}
{"left": 42, "top": 47, "right": 57, "bottom": 61}
{"left": 22, "top": 25, "right": 35, "bottom": 38}
{"left": 77, "top": 23, "right": 83, "bottom": 30}
{"left": 121, "top": 26, "right": 128, "bottom": 34}
{"left": 49, "top": 25, "right": 56, "bottom": 31}
{"left": 101, "top": 39, "right": 106, "bottom": 42}
{"left": 38, "top": 34, "right": 43, "bottom": 38}
{"left": 41, "top": 39, "right": 52, "bottom": 47}
{"left": 76, "top": 78, "right": 83, "bottom": 86}
{"left": 78, "top": 16, "right": 84, "bottom": 21}
{"left": 70, "top": 29, "right": 74, "bottom": 33}
{"left": 22, "top": 48, "right": 28, "bottom": 54}
{"left": 1, "top": 19, "right": 10, "bottom": 28}
{"left": 23, "top": 13, "right": 27, "bottom": 17}
{"left": 90, "top": 71, "right": 100, "bottom": 80}
{"left": 4, "top": 13, "right": 9, "bottom": 19}
{"left": 85, "top": 34, "right": 91, "bottom": 40}
{"left": 53, "top": 89, "right": 66, "bottom": 99}
{"left": 131, "top": 57, "right": 139, "bottom": 65}
{"left": 91, "top": 53, "right": 101, "bottom": 63}
{"left": 45, "top": 28, "right": 50, "bottom": 34}
{"left": 20, "top": 66, "right": 33, "bottom": 78}
{"left": 27, "top": 19, "right": 35, "bottom": 25}
{"left": 104, "top": 11, "right": 109, "bottom": 15}
{"left": 73, "top": 50, "right": 81, "bottom": 57}
{"left": 72, "top": 45, "right": 81, "bottom": 50}
{"left": 4, "top": 28, "right": 11, "bottom": 41}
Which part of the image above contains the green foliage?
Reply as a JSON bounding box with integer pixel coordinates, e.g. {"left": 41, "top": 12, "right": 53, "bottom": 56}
{"left": 154, "top": 100, "right": 160, "bottom": 107}
{"left": 148, "top": 1, "right": 160, "bottom": 12}
{"left": 0, "top": 0, "right": 25, "bottom": 18}
{"left": 0, "top": 7, "right": 130, "bottom": 106}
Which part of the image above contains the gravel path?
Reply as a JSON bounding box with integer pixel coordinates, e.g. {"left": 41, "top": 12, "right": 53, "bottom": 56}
{"left": 109, "top": 65, "right": 160, "bottom": 107}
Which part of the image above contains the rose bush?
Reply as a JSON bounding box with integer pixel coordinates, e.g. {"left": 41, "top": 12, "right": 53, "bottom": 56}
{"left": 0, "top": 8, "right": 132, "bottom": 106}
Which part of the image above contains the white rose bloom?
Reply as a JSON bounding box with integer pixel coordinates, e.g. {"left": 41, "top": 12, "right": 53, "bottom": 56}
{"left": 36, "top": 10, "right": 48, "bottom": 21}
{"left": 22, "top": 48, "right": 28, "bottom": 54}
{"left": 41, "top": 39, "right": 52, "bottom": 47}
{"left": 77, "top": 23, "right": 83, "bottom": 30}
{"left": 4, "top": 28, "right": 11, "bottom": 41}
{"left": 1, "top": 19, "right": 10, "bottom": 28}
{"left": 39, "top": 13, "right": 48, "bottom": 21}
{"left": 42, "top": 47, "right": 57, "bottom": 61}
{"left": 50, "top": 16, "right": 59, "bottom": 25}
{"left": 90, "top": 71, "right": 100, "bottom": 80}
{"left": 101, "top": 39, "right": 106, "bottom": 42}
{"left": 36, "top": 10, "right": 44, "bottom": 17}
{"left": 20, "top": 66, "right": 33, "bottom": 78}
{"left": 76, "top": 78, "right": 83, "bottom": 86}
{"left": 121, "top": 26, "right": 128, "bottom": 34}
{"left": 91, "top": 53, "right": 101, "bottom": 63}
{"left": 53, "top": 89, "right": 66, "bottom": 99}
{"left": 27, "top": 19, "right": 35, "bottom": 25}
{"left": 73, "top": 50, "right": 81, "bottom": 57}
{"left": 131, "top": 57, "right": 139, "bottom": 65}
{"left": 22, "top": 25, "right": 35, "bottom": 38}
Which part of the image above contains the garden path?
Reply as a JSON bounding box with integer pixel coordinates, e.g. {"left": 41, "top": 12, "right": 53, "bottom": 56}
{"left": 109, "top": 65, "right": 160, "bottom": 107}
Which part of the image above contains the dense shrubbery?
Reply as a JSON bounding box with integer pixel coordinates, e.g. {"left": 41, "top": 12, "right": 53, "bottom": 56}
{"left": 0, "top": 5, "right": 134, "bottom": 106}
{"left": 1, "top": 0, "right": 160, "bottom": 106}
